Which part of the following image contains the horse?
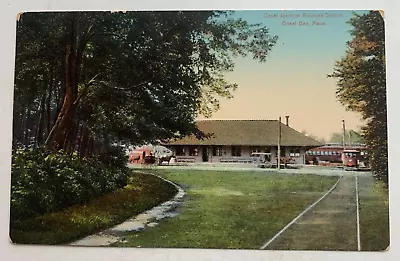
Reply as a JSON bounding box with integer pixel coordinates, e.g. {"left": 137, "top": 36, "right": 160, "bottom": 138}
{"left": 129, "top": 154, "right": 140, "bottom": 163}
{"left": 157, "top": 155, "right": 175, "bottom": 166}
{"left": 277, "top": 156, "right": 295, "bottom": 167}
{"left": 144, "top": 155, "right": 156, "bottom": 164}
{"left": 141, "top": 155, "right": 156, "bottom": 169}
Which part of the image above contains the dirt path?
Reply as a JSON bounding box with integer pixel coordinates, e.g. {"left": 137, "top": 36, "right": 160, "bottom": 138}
{"left": 263, "top": 175, "right": 359, "bottom": 251}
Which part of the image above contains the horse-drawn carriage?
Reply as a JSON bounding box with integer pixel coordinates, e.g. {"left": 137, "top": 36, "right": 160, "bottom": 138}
{"left": 129, "top": 145, "right": 175, "bottom": 166}
{"left": 143, "top": 154, "right": 175, "bottom": 166}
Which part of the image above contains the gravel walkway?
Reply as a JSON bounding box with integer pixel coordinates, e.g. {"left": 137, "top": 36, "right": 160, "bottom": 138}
{"left": 69, "top": 173, "right": 185, "bottom": 247}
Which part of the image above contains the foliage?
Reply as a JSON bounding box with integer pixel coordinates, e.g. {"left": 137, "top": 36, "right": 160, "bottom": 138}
{"left": 329, "top": 11, "right": 387, "bottom": 184}
{"left": 10, "top": 147, "right": 129, "bottom": 221}
{"left": 11, "top": 11, "right": 278, "bottom": 225}
{"left": 358, "top": 174, "right": 389, "bottom": 251}
{"left": 300, "top": 130, "right": 326, "bottom": 144}
{"left": 329, "top": 129, "right": 364, "bottom": 144}
{"left": 14, "top": 11, "right": 278, "bottom": 152}
{"left": 10, "top": 172, "right": 177, "bottom": 245}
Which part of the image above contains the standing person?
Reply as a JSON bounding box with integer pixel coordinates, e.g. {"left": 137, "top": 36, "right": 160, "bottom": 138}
{"left": 312, "top": 156, "right": 317, "bottom": 165}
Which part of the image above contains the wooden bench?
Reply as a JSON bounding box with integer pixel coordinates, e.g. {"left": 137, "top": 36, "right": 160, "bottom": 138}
{"left": 220, "top": 157, "right": 256, "bottom": 163}
{"left": 176, "top": 156, "right": 196, "bottom": 163}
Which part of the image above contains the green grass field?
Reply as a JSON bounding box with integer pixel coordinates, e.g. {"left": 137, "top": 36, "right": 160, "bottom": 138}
{"left": 264, "top": 175, "right": 358, "bottom": 251}
{"left": 115, "top": 170, "right": 338, "bottom": 249}
{"left": 358, "top": 175, "right": 390, "bottom": 251}
{"left": 10, "top": 168, "right": 388, "bottom": 250}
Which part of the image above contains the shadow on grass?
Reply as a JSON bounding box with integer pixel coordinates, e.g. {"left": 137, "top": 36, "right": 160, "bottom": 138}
{"left": 114, "top": 169, "right": 339, "bottom": 249}
{"left": 9, "top": 172, "right": 177, "bottom": 245}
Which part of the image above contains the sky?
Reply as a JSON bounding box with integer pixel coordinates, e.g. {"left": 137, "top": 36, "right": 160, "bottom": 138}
{"left": 197, "top": 10, "right": 370, "bottom": 141}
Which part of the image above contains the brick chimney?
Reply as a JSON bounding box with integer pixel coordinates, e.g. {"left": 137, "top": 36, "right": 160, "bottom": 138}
{"left": 285, "top": 116, "right": 289, "bottom": 126}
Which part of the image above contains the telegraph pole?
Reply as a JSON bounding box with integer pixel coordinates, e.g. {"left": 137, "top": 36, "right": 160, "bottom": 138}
{"left": 278, "top": 117, "right": 281, "bottom": 170}
{"left": 342, "top": 119, "right": 346, "bottom": 165}
{"left": 348, "top": 130, "right": 352, "bottom": 146}
{"left": 342, "top": 119, "right": 346, "bottom": 149}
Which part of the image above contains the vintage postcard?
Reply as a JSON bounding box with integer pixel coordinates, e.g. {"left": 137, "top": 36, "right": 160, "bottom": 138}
{"left": 9, "top": 10, "right": 389, "bottom": 252}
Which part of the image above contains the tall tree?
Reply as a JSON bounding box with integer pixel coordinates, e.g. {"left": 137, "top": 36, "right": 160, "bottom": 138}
{"left": 329, "top": 11, "right": 387, "bottom": 184}
{"left": 14, "top": 11, "right": 278, "bottom": 155}
{"left": 329, "top": 129, "right": 364, "bottom": 144}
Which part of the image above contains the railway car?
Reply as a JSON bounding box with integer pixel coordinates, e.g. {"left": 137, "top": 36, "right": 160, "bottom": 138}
{"left": 342, "top": 149, "right": 360, "bottom": 169}
{"left": 305, "top": 143, "right": 368, "bottom": 166}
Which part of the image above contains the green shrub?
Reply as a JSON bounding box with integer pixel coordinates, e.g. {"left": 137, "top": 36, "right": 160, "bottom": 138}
{"left": 10, "top": 147, "right": 129, "bottom": 222}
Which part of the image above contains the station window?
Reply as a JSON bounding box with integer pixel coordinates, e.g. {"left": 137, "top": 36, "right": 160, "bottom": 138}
{"left": 189, "top": 146, "right": 198, "bottom": 156}
{"left": 290, "top": 148, "right": 301, "bottom": 157}
{"left": 176, "top": 146, "right": 185, "bottom": 156}
{"left": 250, "top": 146, "right": 262, "bottom": 154}
{"left": 231, "top": 146, "right": 242, "bottom": 156}
{"left": 212, "top": 146, "right": 223, "bottom": 156}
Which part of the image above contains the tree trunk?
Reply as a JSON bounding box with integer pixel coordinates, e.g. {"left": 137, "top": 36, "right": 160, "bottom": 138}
{"left": 24, "top": 106, "right": 31, "bottom": 147}
{"left": 46, "top": 59, "right": 55, "bottom": 136}
{"left": 45, "top": 17, "right": 89, "bottom": 151}
{"left": 69, "top": 117, "right": 80, "bottom": 153}
{"left": 63, "top": 123, "right": 74, "bottom": 153}
{"left": 80, "top": 126, "right": 89, "bottom": 157}
{"left": 36, "top": 91, "right": 46, "bottom": 146}
{"left": 12, "top": 108, "right": 22, "bottom": 147}
{"left": 36, "top": 74, "right": 48, "bottom": 146}
{"left": 46, "top": 65, "right": 78, "bottom": 150}
{"left": 46, "top": 19, "right": 82, "bottom": 150}
{"left": 89, "top": 137, "right": 94, "bottom": 157}
{"left": 18, "top": 105, "right": 26, "bottom": 144}
{"left": 79, "top": 123, "right": 86, "bottom": 157}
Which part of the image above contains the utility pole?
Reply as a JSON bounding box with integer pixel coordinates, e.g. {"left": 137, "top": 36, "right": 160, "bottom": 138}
{"left": 342, "top": 119, "right": 346, "bottom": 165}
{"left": 342, "top": 119, "right": 346, "bottom": 149}
{"left": 278, "top": 117, "right": 281, "bottom": 170}
{"left": 348, "top": 130, "right": 352, "bottom": 146}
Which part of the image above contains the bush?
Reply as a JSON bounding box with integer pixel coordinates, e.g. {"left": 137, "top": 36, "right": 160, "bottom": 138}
{"left": 10, "top": 147, "right": 129, "bottom": 222}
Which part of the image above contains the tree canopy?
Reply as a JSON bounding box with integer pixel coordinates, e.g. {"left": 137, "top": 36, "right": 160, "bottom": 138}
{"left": 300, "top": 130, "right": 326, "bottom": 144}
{"left": 329, "top": 11, "right": 387, "bottom": 184}
{"left": 329, "top": 129, "right": 363, "bottom": 144}
{"left": 14, "top": 11, "right": 278, "bottom": 156}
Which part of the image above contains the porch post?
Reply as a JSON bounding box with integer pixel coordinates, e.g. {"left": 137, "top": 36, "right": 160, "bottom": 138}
{"left": 278, "top": 117, "right": 281, "bottom": 170}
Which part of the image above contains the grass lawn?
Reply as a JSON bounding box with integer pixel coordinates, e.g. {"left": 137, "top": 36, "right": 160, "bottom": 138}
{"left": 264, "top": 175, "right": 358, "bottom": 251}
{"left": 10, "top": 172, "right": 177, "bottom": 245}
{"left": 358, "top": 174, "right": 390, "bottom": 251}
{"left": 115, "top": 169, "right": 338, "bottom": 249}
